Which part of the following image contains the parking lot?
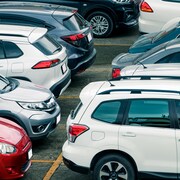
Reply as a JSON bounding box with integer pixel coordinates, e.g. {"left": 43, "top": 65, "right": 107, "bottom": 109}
{"left": 22, "top": 26, "right": 139, "bottom": 180}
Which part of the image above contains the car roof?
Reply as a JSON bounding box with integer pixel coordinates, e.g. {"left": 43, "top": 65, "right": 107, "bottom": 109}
{"left": 0, "top": 24, "right": 47, "bottom": 43}
{"left": 0, "top": 1, "right": 77, "bottom": 18}
{"left": 121, "top": 64, "right": 180, "bottom": 76}
{"left": 80, "top": 78, "right": 180, "bottom": 103}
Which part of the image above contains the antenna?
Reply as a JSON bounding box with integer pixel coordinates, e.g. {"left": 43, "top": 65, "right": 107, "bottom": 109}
{"left": 138, "top": 61, "right": 147, "bottom": 69}
{"left": 106, "top": 68, "right": 115, "bottom": 86}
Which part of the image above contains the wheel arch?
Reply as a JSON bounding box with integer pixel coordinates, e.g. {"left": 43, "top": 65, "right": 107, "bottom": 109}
{"left": 84, "top": 7, "right": 117, "bottom": 26}
{"left": 0, "top": 111, "right": 27, "bottom": 132}
{"left": 90, "top": 149, "right": 138, "bottom": 176}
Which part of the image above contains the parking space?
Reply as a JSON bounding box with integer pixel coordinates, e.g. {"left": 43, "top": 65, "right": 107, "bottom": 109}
{"left": 21, "top": 26, "right": 139, "bottom": 180}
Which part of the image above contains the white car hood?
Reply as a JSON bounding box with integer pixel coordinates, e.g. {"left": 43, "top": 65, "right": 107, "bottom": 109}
{"left": 1, "top": 79, "right": 52, "bottom": 102}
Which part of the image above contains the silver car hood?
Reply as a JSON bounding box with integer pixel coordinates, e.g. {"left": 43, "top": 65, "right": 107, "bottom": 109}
{"left": 0, "top": 79, "right": 52, "bottom": 102}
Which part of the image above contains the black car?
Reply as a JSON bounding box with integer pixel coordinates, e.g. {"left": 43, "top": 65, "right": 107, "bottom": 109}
{"left": 0, "top": 1, "right": 96, "bottom": 76}
{"left": 2, "top": 0, "right": 140, "bottom": 38}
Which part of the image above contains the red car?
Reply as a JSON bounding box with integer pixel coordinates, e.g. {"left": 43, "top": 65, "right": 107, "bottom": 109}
{"left": 0, "top": 117, "right": 32, "bottom": 179}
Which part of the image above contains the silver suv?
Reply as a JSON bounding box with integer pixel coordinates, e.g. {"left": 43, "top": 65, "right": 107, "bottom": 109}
{"left": 0, "top": 75, "right": 60, "bottom": 140}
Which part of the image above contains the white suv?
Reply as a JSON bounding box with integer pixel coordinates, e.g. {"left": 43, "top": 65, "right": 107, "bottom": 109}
{"left": 0, "top": 24, "right": 71, "bottom": 97}
{"left": 63, "top": 77, "right": 180, "bottom": 179}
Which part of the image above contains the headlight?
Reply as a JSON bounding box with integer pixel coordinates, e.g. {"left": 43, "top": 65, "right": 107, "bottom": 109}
{"left": 112, "top": 0, "right": 131, "bottom": 3}
{"left": 17, "top": 101, "right": 47, "bottom": 110}
{"left": 0, "top": 143, "right": 16, "bottom": 154}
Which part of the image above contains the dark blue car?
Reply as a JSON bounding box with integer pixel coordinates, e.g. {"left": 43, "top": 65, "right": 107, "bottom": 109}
{"left": 129, "top": 21, "right": 180, "bottom": 53}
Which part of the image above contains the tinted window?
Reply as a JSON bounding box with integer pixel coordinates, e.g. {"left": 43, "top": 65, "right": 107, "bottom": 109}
{"left": 34, "top": 35, "right": 61, "bottom": 55}
{"left": 0, "top": 42, "right": 5, "bottom": 59}
{"left": 63, "top": 13, "right": 87, "bottom": 31}
{"left": 175, "top": 100, "right": 180, "bottom": 126}
{"left": 3, "top": 41, "right": 23, "bottom": 58}
{"left": 128, "top": 99, "right": 170, "bottom": 128}
{"left": 92, "top": 101, "right": 121, "bottom": 123}
{"left": 134, "top": 43, "right": 167, "bottom": 64}
{"left": 156, "top": 52, "right": 180, "bottom": 63}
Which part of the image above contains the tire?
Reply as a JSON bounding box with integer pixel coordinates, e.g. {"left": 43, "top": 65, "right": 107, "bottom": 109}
{"left": 87, "top": 11, "right": 114, "bottom": 38}
{"left": 93, "top": 154, "right": 135, "bottom": 180}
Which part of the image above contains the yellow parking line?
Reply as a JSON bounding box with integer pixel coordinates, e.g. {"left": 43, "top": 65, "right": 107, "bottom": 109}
{"left": 59, "top": 95, "right": 79, "bottom": 99}
{"left": 43, "top": 153, "right": 63, "bottom": 180}
{"left": 32, "top": 160, "right": 55, "bottom": 163}
{"left": 94, "top": 43, "right": 131, "bottom": 46}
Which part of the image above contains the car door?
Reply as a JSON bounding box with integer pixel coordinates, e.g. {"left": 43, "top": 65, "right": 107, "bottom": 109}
{"left": 0, "top": 41, "right": 8, "bottom": 76}
{"left": 119, "top": 99, "right": 177, "bottom": 177}
{"left": 3, "top": 41, "right": 24, "bottom": 77}
{"left": 174, "top": 100, "right": 180, "bottom": 178}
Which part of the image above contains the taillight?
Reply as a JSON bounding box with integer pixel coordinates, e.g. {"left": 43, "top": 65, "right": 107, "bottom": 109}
{"left": 61, "top": 33, "right": 85, "bottom": 47}
{"left": 140, "top": 1, "right": 153, "bottom": 13}
{"left": 32, "top": 59, "right": 60, "bottom": 69}
{"left": 112, "top": 68, "right": 121, "bottom": 78}
{"left": 68, "top": 124, "right": 89, "bottom": 143}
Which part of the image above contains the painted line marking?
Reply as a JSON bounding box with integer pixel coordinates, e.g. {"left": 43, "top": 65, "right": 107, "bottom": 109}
{"left": 32, "top": 160, "right": 55, "bottom": 163}
{"left": 43, "top": 153, "right": 63, "bottom": 180}
{"left": 94, "top": 43, "right": 131, "bottom": 46}
{"left": 59, "top": 95, "right": 79, "bottom": 99}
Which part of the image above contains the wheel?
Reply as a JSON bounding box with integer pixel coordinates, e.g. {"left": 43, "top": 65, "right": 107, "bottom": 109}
{"left": 87, "top": 11, "right": 114, "bottom": 38}
{"left": 93, "top": 154, "right": 135, "bottom": 180}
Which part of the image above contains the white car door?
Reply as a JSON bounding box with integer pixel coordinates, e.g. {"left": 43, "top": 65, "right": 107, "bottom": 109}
{"left": 119, "top": 99, "right": 177, "bottom": 176}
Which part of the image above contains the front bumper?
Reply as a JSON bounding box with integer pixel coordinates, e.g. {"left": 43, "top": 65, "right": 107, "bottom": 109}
{"left": 0, "top": 141, "right": 32, "bottom": 179}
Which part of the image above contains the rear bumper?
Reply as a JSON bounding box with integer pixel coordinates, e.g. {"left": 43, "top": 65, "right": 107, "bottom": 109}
{"left": 69, "top": 48, "right": 96, "bottom": 76}
{"left": 50, "top": 70, "right": 71, "bottom": 97}
{"left": 63, "top": 156, "right": 89, "bottom": 174}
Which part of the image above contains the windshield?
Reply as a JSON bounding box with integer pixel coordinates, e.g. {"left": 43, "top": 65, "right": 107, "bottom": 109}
{"left": 152, "top": 22, "right": 179, "bottom": 42}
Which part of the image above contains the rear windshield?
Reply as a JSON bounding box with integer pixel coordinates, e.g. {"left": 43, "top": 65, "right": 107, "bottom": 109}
{"left": 134, "top": 42, "right": 167, "bottom": 64}
{"left": 33, "top": 35, "right": 62, "bottom": 55}
{"left": 63, "top": 13, "right": 88, "bottom": 31}
{"left": 152, "top": 22, "right": 179, "bottom": 42}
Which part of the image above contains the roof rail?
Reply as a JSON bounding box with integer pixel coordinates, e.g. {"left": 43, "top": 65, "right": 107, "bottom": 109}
{"left": 98, "top": 89, "right": 180, "bottom": 95}
{"left": 110, "top": 75, "right": 180, "bottom": 81}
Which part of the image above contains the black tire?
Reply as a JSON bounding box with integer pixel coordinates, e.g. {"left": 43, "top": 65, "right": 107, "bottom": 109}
{"left": 87, "top": 11, "right": 114, "bottom": 38}
{"left": 93, "top": 154, "right": 135, "bottom": 180}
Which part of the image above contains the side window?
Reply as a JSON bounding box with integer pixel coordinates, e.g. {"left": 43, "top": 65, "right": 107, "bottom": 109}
{"left": 0, "top": 42, "right": 5, "bottom": 59}
{"left": 175, "top": 100, "right": 180, "bottom": 125}
{"left": 128, "top": 99, "right": 171, "bottom": 128}
{"left": 3, "top": 42, "right": 23, "bottom": 58}
{"left": 156, "top": 52, "right": 180, "bottom": 63}
{"left": 92, "top": 101, "right": 121, "bottom": 123}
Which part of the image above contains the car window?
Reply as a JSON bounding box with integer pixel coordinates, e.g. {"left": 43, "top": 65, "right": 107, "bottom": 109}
{"left": 3, "top": 41, "right": 23, "bottom": 58}
{"left": 175, "top": 100, "right": 180, "bottom": 126}
{"left": 152, "top": 24, "right": 177, "bottom": 43}
{"left": 0, "top": 42, "right": 5, "bottom": 59}
{"left": 92, "top": 101, "right": 121, "bottom": 123}
{"left": 63, "top": 13, "right": 87, "bottom": 31}
{"left": 33, "top": 35, "right": 62, "bottom": 55}
{"left": 156, "top": 52, "right": 180, "bottom": 63}
{"left": 127, "top": 99, "right": 171, "bottom": 128}
{"left": 135, "top": 42, "right": 167, "bottom": 64}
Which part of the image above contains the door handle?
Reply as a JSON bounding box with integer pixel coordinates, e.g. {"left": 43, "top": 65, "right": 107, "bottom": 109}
{"left": 122, "top": 132, "right": 136, "bottom": 137}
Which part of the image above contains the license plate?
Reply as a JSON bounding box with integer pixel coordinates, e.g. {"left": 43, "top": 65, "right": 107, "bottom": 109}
{"left": 28, "top": 149, "right": 33, "bottom": 160}
{"left": 61, "top": 63, "right": 67, "bottom": 74}
{"left": 56, "top": 114, "right": 61, "bottom": 125}
{"left": 87, "top": 32, "right": 92, "bottom": 42}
